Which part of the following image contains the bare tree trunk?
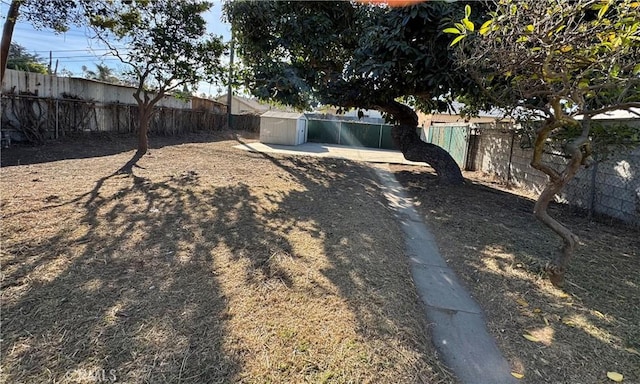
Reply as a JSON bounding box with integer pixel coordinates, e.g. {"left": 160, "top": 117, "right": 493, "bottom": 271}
{"left": 379, "top": 100, "right": 464, "bottom": 185}
{"left": 530, "top": 114, "right": 591, "bottom": 287}
{"left": 137, "top": 104, "right": 152, "bottom": 155}
{"left": 1, "top": 0, "right": 21, "bottom": 84}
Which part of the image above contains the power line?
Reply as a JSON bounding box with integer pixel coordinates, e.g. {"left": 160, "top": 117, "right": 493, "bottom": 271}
{"left": 29, "top": 48, "right": 128, "bottom": 53}
{"left": 54, "top": 59, "right": 124, "bottom": 64}
{"left": 49, "top": 55, "right": 119, "bottom": 59}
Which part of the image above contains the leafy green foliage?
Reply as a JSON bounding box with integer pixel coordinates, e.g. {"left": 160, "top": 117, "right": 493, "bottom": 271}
{"left": 450, "top": 0, "right": 640, "bottom": 159}
{"left": 17, "top": 0, "right": 95, "bottom": 32}
{"left": 86, "top": 0, "right": 226, "bottom": 153}
{"left": 224, "top": 1, "right": 481, "bottom": 117}
{"left": 452, "top": 0, "right": 640, "bottom": 118}
{"left": 6, "top": 42, "right": 47, "bottom": 74}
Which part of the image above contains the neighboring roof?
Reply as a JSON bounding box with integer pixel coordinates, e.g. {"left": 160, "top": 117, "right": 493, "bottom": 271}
{"left": 261, "top": 110, "right": 306, "bottom": 119}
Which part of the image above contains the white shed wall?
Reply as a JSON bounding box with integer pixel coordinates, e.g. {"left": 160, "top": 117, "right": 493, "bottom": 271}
{"left": 260, "top": 113, "right": 307, "bottom": 145}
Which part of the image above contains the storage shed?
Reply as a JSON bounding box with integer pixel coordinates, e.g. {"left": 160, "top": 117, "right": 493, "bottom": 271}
{"left": 259, "top": 111, "right": 308, "bottom": 145}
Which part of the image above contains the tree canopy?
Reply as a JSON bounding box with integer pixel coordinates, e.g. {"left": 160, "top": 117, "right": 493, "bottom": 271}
{"left": 451, "top": 0, "right": 640, "bottom": 120}
{"left": 225, "top": 0, "right": 483, "bottom": 184}
{"left": 226, "top": 1, "right": 481, "bottom": 115}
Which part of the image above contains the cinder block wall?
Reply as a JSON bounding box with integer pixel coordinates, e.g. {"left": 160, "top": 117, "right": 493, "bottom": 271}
{"left": 475, "top": 125, "right": 639, "bottom": 227}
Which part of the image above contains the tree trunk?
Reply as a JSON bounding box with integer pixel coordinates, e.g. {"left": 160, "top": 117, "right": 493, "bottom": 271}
{"left": 137, "top": 104, "right": 152, "bottom": 155}
{"left": 1, "top": 0, "right": 21, "bottom": 84}
{"left": 392, "top": 125, "right": 465, "bottom": 185}
{"left": 530, "top": 114, "right": 589, "bottom": 287}
{"left": 378, "top": 100, "right": 464, "bottom": 185}
{"left": 533, "top": 179, "right": 579, "bottom": 287}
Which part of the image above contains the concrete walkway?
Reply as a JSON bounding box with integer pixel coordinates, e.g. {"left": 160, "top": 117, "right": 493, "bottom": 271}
{"left": 374, "top": 165, "right": 516, "bottom": 384}
{"left": 235, "top": 142, "right": 516, "bottom": 383}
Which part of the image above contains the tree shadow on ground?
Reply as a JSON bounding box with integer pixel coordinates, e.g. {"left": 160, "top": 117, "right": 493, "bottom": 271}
{"left": 230, "top": 138, "right": 450, "bottom": 381}
{"left": 2, "top": 160, "right": 245, "bottom": 382}
{"left": 2, "top": 140, "right": 448, "bottom": 382}
{"left": 392, "top": 167, "right": 640, "bottom": 383}
{"left": 0, "top": 130, "right": 252, "bottom": 167}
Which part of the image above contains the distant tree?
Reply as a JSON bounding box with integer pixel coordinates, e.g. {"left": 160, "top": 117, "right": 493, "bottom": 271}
{"left": 89, "top": 0, "right": 226, "bottom": 155}
{"left": 225, "top": 1, "right": 487, "bottom": 185}
{"left": 449, "top": 0, "right": 640, "bottom": 286}
{"left": 6, "top": 42, "right": 47, "bottom": 74}
{"left": 81, "top": 63, "right": 120, "bottom": 83}
{"left": 58, "top": 68, "right": 74, "bottom": 78}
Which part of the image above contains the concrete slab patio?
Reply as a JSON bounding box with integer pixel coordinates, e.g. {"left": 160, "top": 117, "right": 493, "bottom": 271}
{"left": 234, "top": 142, "right": 426, "bottom": 166}
{"left": 235, "top": 142, "right": 516, "bottom": 383}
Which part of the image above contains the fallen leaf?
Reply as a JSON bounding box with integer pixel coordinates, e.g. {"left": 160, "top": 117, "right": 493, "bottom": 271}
{"left": 511, "top": 372, "right": 524, "bottom": 379}
{"left": 523, "top": 334, "right": 539, "bottom": 342}
{"left": 533, "top": 308, "right": 542, "bottom": 313}
{"left": 624, "top": 347, "right": 640, "bottom": 357}
{"left": 516, "top": 298, "right": 529, "bottom": 307}
{"left": 593, "top": 310, "right": 606, "bottom": 319}
{"left": 607, "top": 371, "right": 623, "bottom": 382}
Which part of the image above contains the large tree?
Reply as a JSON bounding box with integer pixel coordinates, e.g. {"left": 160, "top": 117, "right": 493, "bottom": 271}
{"left": 90, "top": 0, "right": 226, "bottom": 155}
{"left": 449, "top": 0, "right": 640, "bottom": 286}
{"left": 225, "top": 1, "right": 483, "bottom": 184}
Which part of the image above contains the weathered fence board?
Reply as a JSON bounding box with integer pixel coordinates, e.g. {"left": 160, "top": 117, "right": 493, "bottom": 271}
{"left": 1, "top": 94, "right": 228, "bottom": 142}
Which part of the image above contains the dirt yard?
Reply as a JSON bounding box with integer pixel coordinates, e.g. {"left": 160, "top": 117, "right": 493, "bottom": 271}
{"left": 391, "top": 165, "right": 640, "bottom": 384}
{"left": 1, "top": 132, "right": 453, "bottom": 384}
{"left": 2, "top": 132, "right": 638, "bottom": 384}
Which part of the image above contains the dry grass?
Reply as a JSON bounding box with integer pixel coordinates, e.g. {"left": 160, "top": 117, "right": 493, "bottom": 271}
{"left": 1, "top": 132, "right": 454, "bottom": 384}
{"left": 391, "top": 165, "right": 640, "bottom": 384}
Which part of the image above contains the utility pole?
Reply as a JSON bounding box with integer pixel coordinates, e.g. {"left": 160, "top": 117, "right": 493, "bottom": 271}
{"left": 226, "top": 28, "right": 234, "bottom": 129}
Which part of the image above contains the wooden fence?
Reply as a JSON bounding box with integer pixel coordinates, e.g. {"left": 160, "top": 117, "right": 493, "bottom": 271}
{"left": 1, "top": 94, "right": 229, "bottom": 143}
{"left": 230, "top": 114, "right": 261, "bottom": 132}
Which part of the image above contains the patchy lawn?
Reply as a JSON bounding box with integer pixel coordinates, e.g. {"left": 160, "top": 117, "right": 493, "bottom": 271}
{"left": 1, "top": 132, "right": 453, "bottom": 384}
{"left": 391, "top": 165, "right": 640, "bottom": 384}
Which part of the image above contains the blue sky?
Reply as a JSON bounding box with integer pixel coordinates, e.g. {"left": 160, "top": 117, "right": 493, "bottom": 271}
{"left": 4, "top": 1, "right": 232, "bottom": 97}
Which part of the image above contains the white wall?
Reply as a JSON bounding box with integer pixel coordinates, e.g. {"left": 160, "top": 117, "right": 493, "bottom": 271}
{"left": 2, "top": 69, "right": 191, "bottom": 109}
{"left": 259, "top": 114, "right": 306, "bottom": 145}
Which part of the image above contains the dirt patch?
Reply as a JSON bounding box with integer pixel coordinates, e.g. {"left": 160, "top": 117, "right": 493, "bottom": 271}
{"left": 391, "top": 165, "right": 640, "bottom": 384}
{"left": 1, "top": 132, "right": 454, "bottom": 383}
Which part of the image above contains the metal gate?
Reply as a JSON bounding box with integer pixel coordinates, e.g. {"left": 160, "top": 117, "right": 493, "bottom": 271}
{"left": 426, "top": 124, "right": 470, "bottom": 168}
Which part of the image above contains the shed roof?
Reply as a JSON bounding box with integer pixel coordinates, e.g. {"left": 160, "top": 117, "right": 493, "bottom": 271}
{"left": 261, "top": 110, "right": 306, "bottom": 119}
